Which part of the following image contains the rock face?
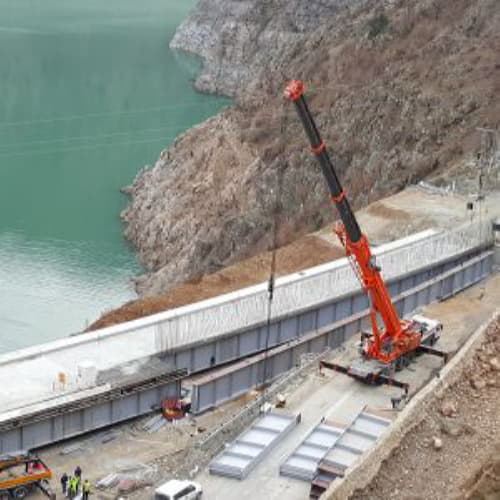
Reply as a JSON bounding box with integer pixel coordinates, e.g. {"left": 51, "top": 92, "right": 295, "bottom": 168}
{"left": 123, "top": 110, "right": 335, "bottom": 295}
{"left": 125, "top": 0, "right": 500, "bottom": 296}
{"left": 170, "top": 0, "right": 368, "bottom": 97}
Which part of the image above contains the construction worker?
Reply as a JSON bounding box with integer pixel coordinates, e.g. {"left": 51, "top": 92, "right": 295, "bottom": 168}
{"left": 60, "top": 472, "right": 68, "bottom": 495}
{"left": 82, "top": 479, "right": 92, "bottom": 500}
{"left": 75, "top": 473, "right": 81, "bottom": 495}
{"left": 74, "top": 465, "right": 82, "bottom": 480}
{"left": 68, "top": 476, "right": 78, "bottom": 499}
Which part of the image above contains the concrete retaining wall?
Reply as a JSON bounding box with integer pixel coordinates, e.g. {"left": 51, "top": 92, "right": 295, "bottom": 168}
{"left": 0, "top": 220, "right": 492, "bottom": 412}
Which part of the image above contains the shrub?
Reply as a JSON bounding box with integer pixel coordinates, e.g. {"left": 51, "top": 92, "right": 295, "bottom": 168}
{"left": 367, "top": 13, "right": 390, "bottom": 39}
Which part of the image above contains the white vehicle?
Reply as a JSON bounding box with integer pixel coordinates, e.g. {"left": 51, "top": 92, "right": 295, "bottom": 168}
{"left": 154, "top": 479, "right": 202, "bottom": 500}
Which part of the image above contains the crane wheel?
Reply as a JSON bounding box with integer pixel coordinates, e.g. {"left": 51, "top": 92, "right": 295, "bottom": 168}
{"left": 394, "top": 357, "right": 404, "bottom": 372}
{"left": 13, "top": 486, "right": 29, "bottom": 499}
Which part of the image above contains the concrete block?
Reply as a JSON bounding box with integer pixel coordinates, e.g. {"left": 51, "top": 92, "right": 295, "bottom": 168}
{"left": 77, "top": 361, "right": 97, "bottom": 389}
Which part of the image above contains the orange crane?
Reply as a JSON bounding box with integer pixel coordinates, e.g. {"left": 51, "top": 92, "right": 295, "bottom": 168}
{"left": 0, "top": 451, "right": 55, "bottom": 500}
{"left": 285, "top": 80, "right": 446, "bottom": 387}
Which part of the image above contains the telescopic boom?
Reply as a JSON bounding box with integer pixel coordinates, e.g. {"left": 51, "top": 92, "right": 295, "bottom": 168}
{"left": 284, "top": 80, "right": 422, "bottom": 364}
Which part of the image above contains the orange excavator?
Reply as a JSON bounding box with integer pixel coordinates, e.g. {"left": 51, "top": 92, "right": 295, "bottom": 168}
{"left": 285, "top": 80, "right": 446, "bottom": 390}
{"left": 0, "top": 451, "right": 55, "bottom": 500}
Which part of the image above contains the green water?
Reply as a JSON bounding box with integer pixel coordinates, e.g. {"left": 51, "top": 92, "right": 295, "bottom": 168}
{"left": 0, "top": 0, "right": 227, "bottom": 352}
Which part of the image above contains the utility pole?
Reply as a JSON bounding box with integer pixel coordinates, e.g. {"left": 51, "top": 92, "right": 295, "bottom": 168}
{"left": 476, "top": 127, "right": 499, "bottom": 190}
{"left": 475, "top": 128, "right": 499, "bottom": 244}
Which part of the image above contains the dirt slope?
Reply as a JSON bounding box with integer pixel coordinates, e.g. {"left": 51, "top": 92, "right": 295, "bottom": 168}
{"left": 89, "top": 234, "right": 343, "bottom": 330}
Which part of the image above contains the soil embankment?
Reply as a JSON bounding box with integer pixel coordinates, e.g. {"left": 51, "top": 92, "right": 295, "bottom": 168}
{"left": 90, "top": 234, "right": 343, "bottom": 330}
{"left": 123, "top": 0, "right": 500, "bottom": 297}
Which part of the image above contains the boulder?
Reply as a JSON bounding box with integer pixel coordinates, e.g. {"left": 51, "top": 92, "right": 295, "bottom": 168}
{"left": 432, "top": 436, "right": 443, "bottom": 450}
{"left": 440, "top": 400, "right": 457, "bottom": 417}
{"left": 489, "top": 357, "right": 500, "bottom": 371}
{"left": 470, "top": 377, "right": 486, "bottom": 390}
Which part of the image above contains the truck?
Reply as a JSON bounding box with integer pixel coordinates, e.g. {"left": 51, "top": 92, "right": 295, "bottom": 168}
{"left": 0, "top": 451, "right": 55, "bottom": 500}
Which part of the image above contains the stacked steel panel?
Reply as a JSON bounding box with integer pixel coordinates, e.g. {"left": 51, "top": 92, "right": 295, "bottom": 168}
{"left": 209, "top": 412, "right": 300, "bottom": 480}
{"left": 310, "top": 411, "right": 392, "bottom": 498}
{"left": 279, "top": 420, "right": 347, "bottom": 481}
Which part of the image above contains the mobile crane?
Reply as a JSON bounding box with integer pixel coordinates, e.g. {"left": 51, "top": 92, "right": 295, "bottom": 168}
{"left": 284, "top": 80, "right": 446, "bottom": 388}
{"left": 0, "top": 451, "right": 55, "bottom": 500}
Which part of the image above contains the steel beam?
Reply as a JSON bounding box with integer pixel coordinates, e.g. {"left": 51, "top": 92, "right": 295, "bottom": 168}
{"left": 0, "top": 369, "right": 185, "bottom": 453}
{"left": 165, "top": 249, "right": 492, "bottom": 374}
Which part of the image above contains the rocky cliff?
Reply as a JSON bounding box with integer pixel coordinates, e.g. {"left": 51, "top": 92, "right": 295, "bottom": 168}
{"left": 169, "top": 0, "right": 368, "bottom": 97}
{"left": 123, "top": 0, "right": 500, "bottom": 296}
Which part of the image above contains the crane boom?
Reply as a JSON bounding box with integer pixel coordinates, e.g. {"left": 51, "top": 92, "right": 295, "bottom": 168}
{"left": 284, "top": 80, "right": 422, "bottom": 364}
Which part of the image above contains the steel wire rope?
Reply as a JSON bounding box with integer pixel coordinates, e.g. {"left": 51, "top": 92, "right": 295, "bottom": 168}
{"left": 261, "top": 165, "right": 283, "bottom": 400}
{"left": 234, "top": 4, "right": 289, "bottom": 405}
{"left": 0, "top": 135, "right": 176, "bottom": 159}
{"left": 261, "top": 96, "right": 287, "bottom": 405}
{"left": 0, "top": 99, "right": 228, "bottom": 128}
{"left": 0, "top": 123, "right": 199, "bottom": 151}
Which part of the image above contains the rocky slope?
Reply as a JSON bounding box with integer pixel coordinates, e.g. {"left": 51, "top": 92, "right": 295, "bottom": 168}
{"left": 123, "top": 0, "right": 500, "bottom": 297}
{"left": 169, "top": 0, "right": 369, "bottom": 97}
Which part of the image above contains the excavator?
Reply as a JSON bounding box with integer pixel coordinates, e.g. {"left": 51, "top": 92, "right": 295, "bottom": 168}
{"left": 284, "top": 80, "right": 447, "bottom": 391}
{"left": 0, "top": 451, "right": 55, "bottom": 500}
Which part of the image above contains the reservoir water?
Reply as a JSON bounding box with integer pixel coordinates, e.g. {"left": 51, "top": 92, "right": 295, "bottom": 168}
{"left": 0, "top": 0, "right": 226, "bottom": 352}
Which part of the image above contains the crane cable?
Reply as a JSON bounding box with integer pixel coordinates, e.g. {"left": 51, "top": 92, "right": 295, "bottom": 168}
{"left": 261, "top": 100, "right": 287, "bottom": 404}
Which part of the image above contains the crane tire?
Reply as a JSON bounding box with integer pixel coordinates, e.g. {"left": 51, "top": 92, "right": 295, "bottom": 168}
{"left": 13, "top": 486, "right": 29, "bottom": 499}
